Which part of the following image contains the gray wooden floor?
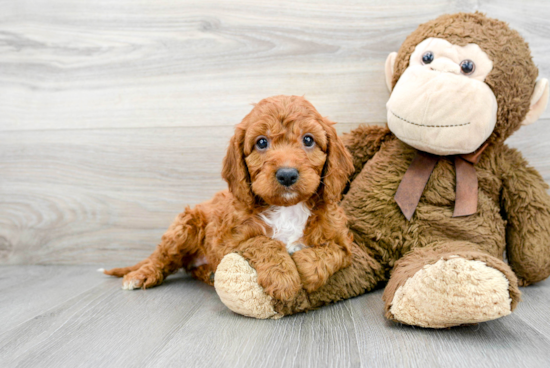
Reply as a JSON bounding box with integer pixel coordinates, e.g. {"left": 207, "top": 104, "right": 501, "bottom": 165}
{"left": 1, "top": 265, "right": 549, "bottom": 368}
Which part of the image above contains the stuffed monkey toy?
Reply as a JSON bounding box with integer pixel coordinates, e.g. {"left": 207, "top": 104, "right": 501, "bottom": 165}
{"left": 214, "top": 12, "right": 550, "bottom": 328}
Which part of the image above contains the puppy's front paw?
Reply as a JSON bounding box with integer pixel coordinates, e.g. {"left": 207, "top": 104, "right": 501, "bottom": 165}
{"left": 292, "top": 250, "right": 328, "bottom": 293}
{"left": 296, "top": 267, "right": 327, "bottom": 293}
{"left": 258, "top": 266, "right": 302, "bottom": 302}
{"left": 121, "top": 267, "right": 163, "bottom": 290}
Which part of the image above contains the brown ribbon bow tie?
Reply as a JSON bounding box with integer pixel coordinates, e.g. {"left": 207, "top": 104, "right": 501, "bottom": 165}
{"left": 394, "top": 143, "right": 488, "bottom": 221}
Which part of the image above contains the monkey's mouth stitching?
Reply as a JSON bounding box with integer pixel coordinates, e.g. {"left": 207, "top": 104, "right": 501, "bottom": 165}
{"left": 390, "top": 111, "right": 471, "bottom": 128}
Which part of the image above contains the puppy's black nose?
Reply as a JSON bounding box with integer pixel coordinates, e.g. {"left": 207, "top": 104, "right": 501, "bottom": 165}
{"left": 276, "top": 168, "right": 299, "bottom": 187}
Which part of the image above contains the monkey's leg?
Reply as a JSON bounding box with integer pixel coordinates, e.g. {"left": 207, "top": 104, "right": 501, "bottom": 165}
{"left": 382, "top": 241, "right": 521, "bottom": 328}
{"left": 214, "top": 242, "right": 385, "bottom": 319}
{"left": 104, "top": 206, "right": 207, "bottom": 290}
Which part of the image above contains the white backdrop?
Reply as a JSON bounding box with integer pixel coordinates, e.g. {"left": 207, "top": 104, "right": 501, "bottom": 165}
{"left": 1, "top": 0, "right": 549, "bottom": 264}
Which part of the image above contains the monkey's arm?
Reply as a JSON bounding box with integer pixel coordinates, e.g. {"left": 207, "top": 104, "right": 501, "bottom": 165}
{"left": 501, "top": 146, "right": 550, "bottom": 286}
{"left": 341, "top": 124, "right": 394, "bottom": 183}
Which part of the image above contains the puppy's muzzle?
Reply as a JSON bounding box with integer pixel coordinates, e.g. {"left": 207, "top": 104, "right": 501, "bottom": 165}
{"left": 276, "top": 168, "right": 299, "bottom": 187}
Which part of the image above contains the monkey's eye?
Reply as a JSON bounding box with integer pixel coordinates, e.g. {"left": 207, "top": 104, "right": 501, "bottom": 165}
{"left": 421, "top": 51, "right": 434, "bottom": 65}
{"left": 459, "top": 60, "right": 475, "bottom": 75}
{"left": 255, "top": 136, "right": 269, "bottom": 151}
{"left": 303, "top": 134, "right": 315, "bottom": 148}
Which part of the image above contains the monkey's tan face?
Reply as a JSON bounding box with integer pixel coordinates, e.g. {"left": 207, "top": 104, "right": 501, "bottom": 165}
{"left": 387, "top": 38, "right": 498, "bottom": 155}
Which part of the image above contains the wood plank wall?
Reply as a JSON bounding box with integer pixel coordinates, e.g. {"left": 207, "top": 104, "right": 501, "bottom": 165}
{"left": 1, "top": 0, "right": 549, "bottom": 265}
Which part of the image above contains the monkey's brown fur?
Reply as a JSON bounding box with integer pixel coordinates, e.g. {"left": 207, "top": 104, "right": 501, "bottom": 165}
{"left": 105, "top": 95, "right": 354, "bottom": 301}
{"left": 263, "top": 13, "right": 550, "bottom": 320}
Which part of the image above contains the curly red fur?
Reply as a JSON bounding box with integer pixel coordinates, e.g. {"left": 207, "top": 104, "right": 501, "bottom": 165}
{"left": 105, "top": 95, "right": 354, "bottom": 301}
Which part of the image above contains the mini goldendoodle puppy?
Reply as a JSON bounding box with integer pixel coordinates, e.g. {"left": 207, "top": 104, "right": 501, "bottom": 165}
{"left": 104, "top": 95, "right": 354, "bottom": 302}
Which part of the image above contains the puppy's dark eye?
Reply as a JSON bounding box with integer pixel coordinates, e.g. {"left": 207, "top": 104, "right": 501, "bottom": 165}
{"left": 255, "top": 136, "right": 268, "bottom": 150}
{"left": 459, "top": 59, "right": 475, "bottom": 75}
{"left": 303, "top": 134, "right": 315, "bottom": 148}
{"left": 422, "top": 51, "right": 434, "bottom": 65}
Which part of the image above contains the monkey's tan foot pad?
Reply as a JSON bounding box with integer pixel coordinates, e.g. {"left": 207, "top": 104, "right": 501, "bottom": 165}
{"left": 388, "top": 256, "right": 512, "bottom": 328}
{"left": 214, "top": 253, "right": 283, "bottom": 319}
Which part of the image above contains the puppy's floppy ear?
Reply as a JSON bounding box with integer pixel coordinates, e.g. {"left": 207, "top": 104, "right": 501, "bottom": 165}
{"left": 222, "top": 124, "right": 255, "bottom": 206}
{"left": 319, "top": 118, "right": 354, "bottom": 203}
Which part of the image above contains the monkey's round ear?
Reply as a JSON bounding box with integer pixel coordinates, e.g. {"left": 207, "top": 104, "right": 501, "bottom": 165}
{"left": 385, "top": 52, "right": 397, "bottom": 92}
{"left": 522, "top": 78, "right": 549, "bottom": 126}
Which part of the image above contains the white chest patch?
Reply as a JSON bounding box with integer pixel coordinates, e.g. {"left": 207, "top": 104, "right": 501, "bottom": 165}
{"left": 260, "top": 202, "right": 311, "bottom": 253}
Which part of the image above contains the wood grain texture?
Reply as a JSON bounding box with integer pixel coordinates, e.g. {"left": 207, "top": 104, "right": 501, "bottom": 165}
{"left": 1, "top": 265, "right": 549, "bottom": 368}
{"left": 0, "top": 0, "right": 549, "bottom": 133}
{"left": 0, "top": 265, "right": 105, "bottom": 331}
{"left": 1, "top": 0, "right": 550, "bottom": 265}
{"left": 0, "top": 126, "right": 231, "bottom": 264}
